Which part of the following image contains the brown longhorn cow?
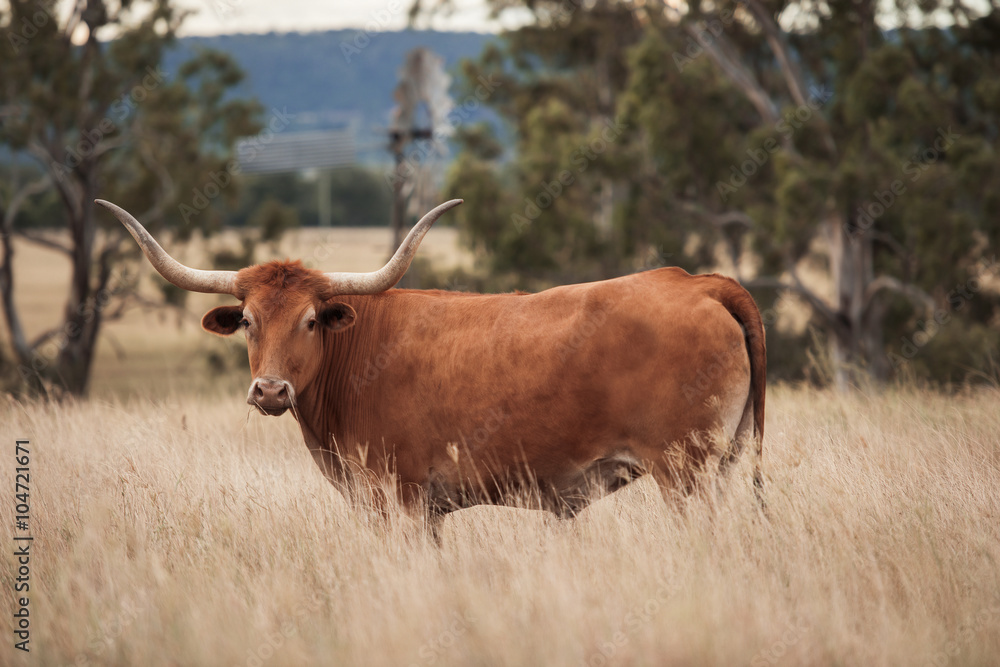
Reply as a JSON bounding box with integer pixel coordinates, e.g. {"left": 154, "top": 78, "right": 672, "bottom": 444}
{"left": 97, "top": 198, "right": 765, "bottom": 526}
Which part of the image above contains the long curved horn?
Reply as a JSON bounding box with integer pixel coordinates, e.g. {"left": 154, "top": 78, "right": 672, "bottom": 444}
{"left": 325, "top": 199, "right": 463, "bottom": 295}
{"left": 95, "top": 199, "right": 240, "bottom": 296}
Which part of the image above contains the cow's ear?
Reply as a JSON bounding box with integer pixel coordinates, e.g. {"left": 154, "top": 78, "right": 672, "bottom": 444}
{"left": 317, "top": 302, "right": 357, "bottom": 332}
{"left": 202, "top": 306, "right": 244, "bottom": 336}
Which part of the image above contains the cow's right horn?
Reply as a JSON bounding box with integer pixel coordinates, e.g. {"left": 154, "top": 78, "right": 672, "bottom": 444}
{"left": 96, "top": 200, "right": 240, "bottom": 296}
{"left": 324, "top": 199, "right": 463, "bottom": 295}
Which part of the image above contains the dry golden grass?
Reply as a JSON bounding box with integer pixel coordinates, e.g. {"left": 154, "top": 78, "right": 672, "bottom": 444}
{"left": 2, "top": 384, "right": 999, "bottom": 666}
{"left": 4, "top": 226, "right": 1000, "bottom": 664}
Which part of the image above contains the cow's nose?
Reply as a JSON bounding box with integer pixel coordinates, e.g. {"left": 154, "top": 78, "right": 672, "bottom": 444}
{"left": 247, "top": 377, "right": 292, "bottom": 415}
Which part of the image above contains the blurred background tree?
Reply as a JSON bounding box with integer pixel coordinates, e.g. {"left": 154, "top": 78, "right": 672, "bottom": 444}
{"left": 1, "top": 0, "right": 997, "bottom": 395}
{"left": 0, "top": 0, "right": 262, "bottom": 395}
{"left": 436, "top": 0, "right": 1000, "bottom": 388}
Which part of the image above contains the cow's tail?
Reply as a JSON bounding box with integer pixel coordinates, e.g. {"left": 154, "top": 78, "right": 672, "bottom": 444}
{"left": 714, "top": 278, "right": 767, "bottom": 510}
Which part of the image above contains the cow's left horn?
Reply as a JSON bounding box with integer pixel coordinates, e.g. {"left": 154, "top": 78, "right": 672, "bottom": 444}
{"left": 324, "top": 199, "right": 463, "bottom": 295}
{"left": 96, "top": 200, "right": 240, "bottom": 296}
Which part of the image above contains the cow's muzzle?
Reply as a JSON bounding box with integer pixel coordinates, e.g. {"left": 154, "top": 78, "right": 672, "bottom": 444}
{"left": 247, "top": 376, "right": 293, "bottom": 416}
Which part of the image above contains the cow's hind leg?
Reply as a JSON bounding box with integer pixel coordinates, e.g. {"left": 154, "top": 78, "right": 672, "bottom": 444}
{"left": 650, "top": 450, "right": 705, "bottom": 511}
{"left": 718, "top": 396, "right": 766, "bottom": 513}
{"left": 718, "top": 391, "right": 754, "bottom": 477}
{"left": 418, "top": 470, "right": 488, "bottom": 546}
{"left": 550, "top": 454, "right": 646, "bottom": 518}
{"left": 647, "top": 429, "right": 750, "bottom": 515}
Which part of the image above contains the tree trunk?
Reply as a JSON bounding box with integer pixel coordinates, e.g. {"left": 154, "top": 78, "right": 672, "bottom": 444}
{"left": 827, "top": 212, "right": 881, "bottom": 388}
{"left": 55, "top": 179, "right": 99, "bottom": 396}
{"left": 391, "top": 150, "right": 406, "bottom": 253}
{"left": 1, "top": 183, "right": 47, "bottom": 395}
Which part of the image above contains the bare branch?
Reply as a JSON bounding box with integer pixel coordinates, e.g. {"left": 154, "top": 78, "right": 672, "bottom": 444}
{"left": 677, "top": 200, "right": 754, "bottom": 230}
{"left": 13, "top": 230, "right": 73, "bottom": 255}
{"left": 29, "top": 327, "right": 63, "bottom": 350}
{"left": 684, "top": 22, "right": 782, "bottom": 128}
{"left": 677, "top": 200, "right": 754, "bottom": 278}
{"left": 90, "top": 134, "right": 129, "bottom": 159}
{"left": 100, "top": 285, "right": 193, "bottom": 324}
{"left": 102, "top": 329, "right": 127, "bottom": 361}
{"left": 744, "top": 0, "right": 839, "bottom": 157}
{"left": 133, "top": 130, "right": 177, "bottom": 223}
{"left": 27, "top": 141, "right": 84, "bottom": 221}
{"left": 0, "top": 174, "right": 53, "bottom": 364}
{"left": 743, "top": 0, "right": 808, "bottom": 107}
{"left": 744, "top": 271, "right": 848, "bottom": 336}
{"left": 868, "top": 231, "right": 911, "bottom": 261}
{"left": 863, "top": 275, "right": 935, "bottom": 318}
{"left": 64, "top": 0, "right": 87, "bottom": 38}
{"left": 2, "top": 174, "right": 51, "bottom": 228}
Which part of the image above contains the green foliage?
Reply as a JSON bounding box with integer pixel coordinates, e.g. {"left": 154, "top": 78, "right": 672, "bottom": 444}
{"left": 900, "top": 316, "right": 1000, "bottom": 385}
{"left": 446, "top": 0, "right": 1000, "bottom": 384}
{"left": 1, "top": 1, "right": 264, "bottom": 237}
{"left": 324, "top": 169, "right": 391, "bottom": 226}
{"left": 0, "top": 0, "right": 263, "bottom": 395}
{"left": 0, "top": 165, "right": 61, "bottom": 229}
{"left": 212, "top": 236, "right": 257, "bottom": 272}
{"left": 220, "top": 169, "right": 391, "bottom": 228}
{"left": 250, "top": 198, "right": 299, "bottom": 244}
{"left": 444, "top": 3, "right": 644, "bottom": 288}
{"left": 444, "top": 142, "right": 510, "bottom": 259}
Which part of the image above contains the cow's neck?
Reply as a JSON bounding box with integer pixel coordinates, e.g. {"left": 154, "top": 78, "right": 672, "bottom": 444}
{"left": 294, "top": 293, "right": 393, "bottom": 465}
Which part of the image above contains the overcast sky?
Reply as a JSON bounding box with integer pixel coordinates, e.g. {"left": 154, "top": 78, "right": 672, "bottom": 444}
{"left": 33, "top": 0, "right": 986, "bottom": 42}
{"left": 172, "top": 0, "right": 528, "bottom": 35}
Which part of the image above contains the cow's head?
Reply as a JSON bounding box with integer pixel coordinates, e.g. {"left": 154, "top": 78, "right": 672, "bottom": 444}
{"left": 96, "top": 199, "right": 462, "bottom": 416}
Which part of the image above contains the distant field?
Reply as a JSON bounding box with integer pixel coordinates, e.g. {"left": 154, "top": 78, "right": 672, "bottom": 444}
{"left": 2, "top": 386, "right": 998, "bottom": 665}
{"left": 5, "top": 224, "right": 472, "bottom": 397}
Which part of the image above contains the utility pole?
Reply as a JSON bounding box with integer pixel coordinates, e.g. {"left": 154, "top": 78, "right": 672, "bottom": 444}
{"left": 389, "top": 126, "right": 432, "bottom": 249}
{"left": 387, "top": 48, "right": 453, "bottom": 253}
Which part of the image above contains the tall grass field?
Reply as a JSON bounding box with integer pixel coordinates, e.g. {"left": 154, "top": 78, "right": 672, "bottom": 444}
{"left": 3, "top": 384, "right": 999, "bottom": 666}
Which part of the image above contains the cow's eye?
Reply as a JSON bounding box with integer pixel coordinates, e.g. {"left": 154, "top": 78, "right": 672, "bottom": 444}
{"left": 239, "top": 318, "right": 250, "bottom": 329}
{"left": 307, "top": 319, "right": 316, "bottom": 332}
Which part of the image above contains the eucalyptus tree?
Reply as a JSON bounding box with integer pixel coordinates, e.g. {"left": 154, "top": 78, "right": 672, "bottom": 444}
{"left": 0, "top": 0, "right": 261, "bottom": 394}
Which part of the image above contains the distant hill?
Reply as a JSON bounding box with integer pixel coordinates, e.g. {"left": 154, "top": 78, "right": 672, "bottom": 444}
{"left": 164, "top": 30, "right": 498, "bottom": 162}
